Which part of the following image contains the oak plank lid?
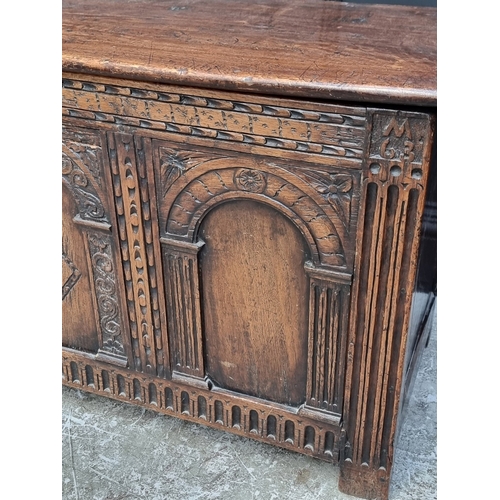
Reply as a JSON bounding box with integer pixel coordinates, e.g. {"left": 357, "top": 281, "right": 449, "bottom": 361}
{"left": 62, "top": 0, "right": 436, "bottom": 106}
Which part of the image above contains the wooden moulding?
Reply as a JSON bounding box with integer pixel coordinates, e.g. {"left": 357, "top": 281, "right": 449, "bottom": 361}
{"left": 62, "top": 349, "right": 342, "bottom": 461}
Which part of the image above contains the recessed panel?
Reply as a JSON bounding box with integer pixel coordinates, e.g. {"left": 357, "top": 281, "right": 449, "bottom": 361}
{"left": 62, "top": 184, "right": 99, "bottom": 353}
{"left": 199, "top": 200, "right": 310, "bottom": 406}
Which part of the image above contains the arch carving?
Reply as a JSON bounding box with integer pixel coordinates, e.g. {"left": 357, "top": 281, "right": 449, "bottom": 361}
{"left": 159, "top": 148, "right": 355, "bottom": 416}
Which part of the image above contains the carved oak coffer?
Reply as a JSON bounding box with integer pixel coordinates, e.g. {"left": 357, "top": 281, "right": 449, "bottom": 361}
{"left": 62, "top": 1, "right": 436, "bottom": 499}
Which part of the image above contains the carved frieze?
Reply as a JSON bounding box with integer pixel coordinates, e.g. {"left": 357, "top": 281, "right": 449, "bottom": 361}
{"left": 62, "top": 78, "right": 367, "bottom": 162}
{"left": 63, "top": 352, "right": 341, "bottom": 462}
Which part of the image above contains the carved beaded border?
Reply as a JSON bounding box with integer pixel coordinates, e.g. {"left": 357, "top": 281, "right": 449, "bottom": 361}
{"left": 62, "top": 78, "right": 366, "bottom": 161}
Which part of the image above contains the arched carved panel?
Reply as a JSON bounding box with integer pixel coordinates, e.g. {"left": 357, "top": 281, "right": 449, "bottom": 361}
{"left": 156, "top": 143, "right": 357, "bottom": 415}
{"left": 156, "top": 145, "right": 360, "bottom": 270}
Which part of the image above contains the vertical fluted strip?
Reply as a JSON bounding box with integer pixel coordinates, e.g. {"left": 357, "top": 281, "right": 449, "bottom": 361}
{"left": 378, "top": 188, "right": 420, "bottom": 468}
{"left": 342, "top": 182, "right": 378, "bottom": 463}
{"left": 341, "top": 111, "right": 433, "bottom": 485}
{"left": 305, "top": 265, "right": 351, "bottom": 415}
{"left": 347, "top": 180, "right": 423, "bottom": 467}
{"left": 162, "top": 238, "right": 205, "bottom": 378}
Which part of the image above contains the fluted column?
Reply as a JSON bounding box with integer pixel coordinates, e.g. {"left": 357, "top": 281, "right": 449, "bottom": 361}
{"left": 161, "top": 238, "right": 205, "bottom": 382}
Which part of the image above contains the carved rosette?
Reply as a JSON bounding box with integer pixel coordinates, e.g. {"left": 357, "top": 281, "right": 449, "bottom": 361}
{"left": 234, "top": 169, "right": 267, "bottom": 193}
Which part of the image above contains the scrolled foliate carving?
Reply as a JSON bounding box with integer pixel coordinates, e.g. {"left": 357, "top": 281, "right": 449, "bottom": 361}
{"left": 291, "top": 169, "right": 355, "bottom": 231}
{"left": 62, "top": 127, "right": 104, "bottom": 185}
{"left": 62, "top": 128, "right": 108, "bottom": 223}
{"left": 88, "top": 233, "right": 124, "bottom": 356}
{"left": 62, "top": 149, "right": 107, "bottom": 221}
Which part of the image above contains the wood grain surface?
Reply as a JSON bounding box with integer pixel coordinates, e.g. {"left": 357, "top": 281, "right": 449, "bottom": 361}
{"left": 62, "top": 184, "right": 99, "bottom": 352}
{"left": 62, "top": 0, "right": 436, "bottom": 106}
{"left": 62, "top": 4, "right": 436, "bottom": 495}
{"left": 199, "top": 200, "right": 310, "bottom": 406}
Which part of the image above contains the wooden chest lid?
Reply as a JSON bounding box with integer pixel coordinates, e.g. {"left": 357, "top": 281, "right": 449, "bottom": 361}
{"left": 62, "top": 0, "right": 436, "bottom": 107}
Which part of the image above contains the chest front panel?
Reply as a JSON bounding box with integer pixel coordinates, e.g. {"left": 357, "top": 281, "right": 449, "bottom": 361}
{"left": 62, "top": 74, "right": 433, "bottom": 465}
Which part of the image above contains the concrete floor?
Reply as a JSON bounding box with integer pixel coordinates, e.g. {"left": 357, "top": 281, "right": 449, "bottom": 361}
{"left": 62, "top": 312, "right": 436, "bottom": 500}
